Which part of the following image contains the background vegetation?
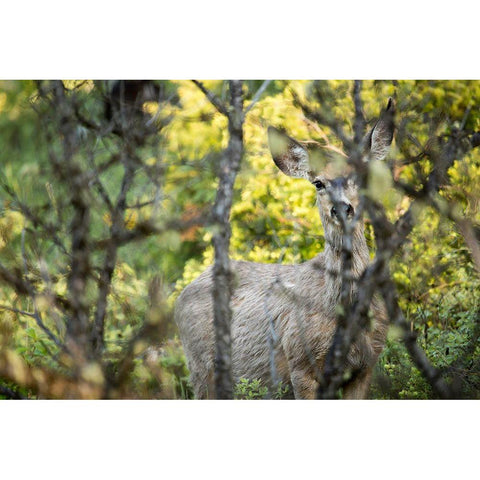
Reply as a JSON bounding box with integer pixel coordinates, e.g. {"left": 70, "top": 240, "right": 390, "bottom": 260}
{"left": 0, "top": 80, "right": 479, "bottom": 399}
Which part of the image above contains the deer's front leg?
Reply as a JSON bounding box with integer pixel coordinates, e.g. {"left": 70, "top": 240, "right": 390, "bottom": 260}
{"left": 283, "top": 325, "right": 331, "bottom": 399}
{"left": 289, "top": 369, "right": 318, "bottom": 399}
{"left": 342, "top": 368, "right": 373, "bottom": 400}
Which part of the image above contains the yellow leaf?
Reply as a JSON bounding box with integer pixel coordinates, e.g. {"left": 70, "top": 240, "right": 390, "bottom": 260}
{"left": 125, "top": 211, "right": 138, "bottom": 230}
{"left": 103, "top": 212, "right": 112, "bottom": 227}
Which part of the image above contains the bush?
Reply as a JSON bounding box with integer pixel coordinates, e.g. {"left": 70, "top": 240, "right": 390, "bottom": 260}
{"left": 234, "top": 378, "right": 291, "bottom": 400}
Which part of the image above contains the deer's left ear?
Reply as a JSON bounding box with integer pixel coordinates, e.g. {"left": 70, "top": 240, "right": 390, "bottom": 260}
{"left": 366, "top": 97, "right": 395, "bottom": 161}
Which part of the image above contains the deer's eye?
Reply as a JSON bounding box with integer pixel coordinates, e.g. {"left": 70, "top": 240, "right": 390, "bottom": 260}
{"left": 313, "top": 180, "right": 325, "bottom": 190}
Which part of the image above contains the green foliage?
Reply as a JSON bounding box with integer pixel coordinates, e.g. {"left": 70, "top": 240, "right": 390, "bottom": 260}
{"left": 158, "top": 339, "right": 194, "bottom": 399}
{"left": 234, "top": 378, "right": 268, "bottom": 399}
{"left": 234, "top": 378, "right": 291, "bottom": 400}
{"left": 372, "top": 339, "right": 433, "bottom": 399}
{"left": 372, "top": 287, "right": 480, "bottom": 399}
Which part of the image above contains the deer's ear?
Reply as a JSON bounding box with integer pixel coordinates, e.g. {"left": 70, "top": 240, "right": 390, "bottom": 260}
{"left": 366, "top": 97, "right": 395, "bottom": 161}
{"left": 268, "top": 127, "right": 312, "bottom": 179}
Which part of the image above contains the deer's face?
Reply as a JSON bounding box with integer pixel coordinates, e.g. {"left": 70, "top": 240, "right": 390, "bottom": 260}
{"left": 312, "top": 175, "right": 360, "bottom": 226}
{"left": 267, "top": 98, "right": 395, "bottom": 233}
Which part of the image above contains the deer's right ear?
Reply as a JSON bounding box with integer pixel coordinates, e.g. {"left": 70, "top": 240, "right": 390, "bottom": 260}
{"left": 268, "top": 127, "right": 311, "bottom": 180}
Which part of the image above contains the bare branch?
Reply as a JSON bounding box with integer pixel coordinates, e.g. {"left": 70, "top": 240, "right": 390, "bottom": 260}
{"left": 290, "top": 87, "right": 352, "bottom": 149}
{"left": 91, "top": 212, "right": 208, "bottom": 250}
{"left": 92, "top": 153, "right": 136, "bottom": 355}
{"left": 192, "top": 80, "right": 229, "bottom": 117}
{"left": 211, "top": 80, "right": 244, "bottom": 399}
{"left": 1, "top": 182, "right": 69, "bottom": 256}
{"left": 0, "top": 304, "right": 36, "bottom": 318}
{"left": 86, "top": 151, "right": 114, "bottom": 212}
{"left": 244, "top": 80, "right": 272, "bottom": 115}
{"left": 352, "top": 80, "right": 366, "bottom": 145}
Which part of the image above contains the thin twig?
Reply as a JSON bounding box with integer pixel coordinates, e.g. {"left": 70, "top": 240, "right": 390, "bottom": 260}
{"left": 244, "top": 80, "right": 272, "bottom": 115}
{"left": 1, "top": 182, "right": 69, "bottom": 256}
{"left": 18, "top": 229, "right": 63, "bottom": 351}
{"left": 192, "top": 80, "right": 229, "bottom": 117}
{"left": 92, "top": 152, "right": 136, "bottom": 355}
{"left": 86, "top": 151, "right": 114, "bottom": 212}
{"left": 0, "top": 304, "right": 36, "bottom": 318}
{"left": 291, "top": 87, "right": 352, "bottom": 149}
{"left": 353, "top": 80, "right": 366, "bottom": 145}
{"left": 91, "top": 212, "right": 208, "bottom": 250}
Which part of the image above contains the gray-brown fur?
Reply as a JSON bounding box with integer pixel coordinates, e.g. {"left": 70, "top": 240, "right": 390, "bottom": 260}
{"left": 175, "top": 100, "right": 394, "bottom": 399}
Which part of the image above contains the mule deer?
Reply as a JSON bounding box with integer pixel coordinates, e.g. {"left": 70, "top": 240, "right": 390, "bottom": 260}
{"left": 175, "top": 99, "right": 394, "bottom": 399}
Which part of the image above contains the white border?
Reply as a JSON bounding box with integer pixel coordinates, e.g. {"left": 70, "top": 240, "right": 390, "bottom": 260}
{"left": 2, "top": 1, "right": 478, "bottom": 78}
{"left": 1, "top": 400, "right": 478, "bottom": 479}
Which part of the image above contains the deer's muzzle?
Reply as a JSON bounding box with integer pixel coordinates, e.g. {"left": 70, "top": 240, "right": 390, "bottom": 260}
{"left": 330, "top": 202, "right": 354, "bottom": 219}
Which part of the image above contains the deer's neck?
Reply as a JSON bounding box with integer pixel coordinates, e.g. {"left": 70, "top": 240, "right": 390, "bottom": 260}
{"left": 322, "top": 221, "right": 370, "bottom": 300}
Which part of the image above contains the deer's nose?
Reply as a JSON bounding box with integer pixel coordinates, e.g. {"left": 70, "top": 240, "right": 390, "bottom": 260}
{"left": 331, "top": 202, "right": 354, "bottom": 219}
